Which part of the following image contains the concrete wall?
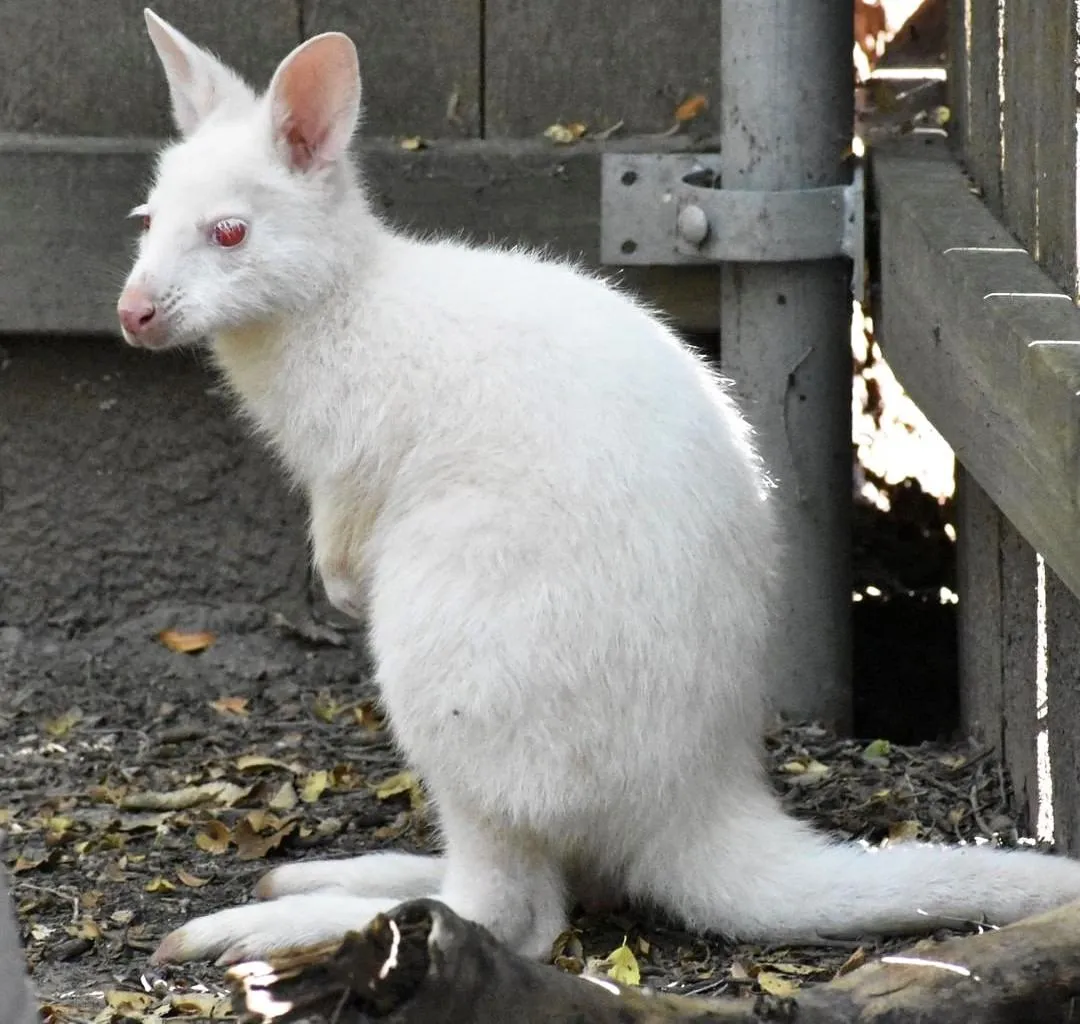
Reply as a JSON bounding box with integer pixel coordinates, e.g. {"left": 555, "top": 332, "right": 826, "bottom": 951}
{"left": 0, "top": 337, "right": 309, "bottom": 633}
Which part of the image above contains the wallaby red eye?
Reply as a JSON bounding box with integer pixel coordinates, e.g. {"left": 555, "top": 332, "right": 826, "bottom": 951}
{"left": 141, "top": 214, "right": 151, "bottom": 232}
{"left": 212, "top": 219, "right": 248, "bottom": 248}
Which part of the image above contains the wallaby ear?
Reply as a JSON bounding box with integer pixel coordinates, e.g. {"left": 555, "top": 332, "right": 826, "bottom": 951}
{"left": 266, "top": 33, "right": 361, "bottom": 172}
{"left": 144, "top": 8, "right": 254, "bottom": 136}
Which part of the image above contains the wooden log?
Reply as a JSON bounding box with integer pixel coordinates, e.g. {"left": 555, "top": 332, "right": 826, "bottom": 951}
{"left": 229, "top": 897, "right": 1080, "bottom": 1024}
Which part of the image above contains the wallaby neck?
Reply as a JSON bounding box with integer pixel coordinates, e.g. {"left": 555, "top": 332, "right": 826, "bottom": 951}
{"left": 209, "top": 199, "right": 402, "bottom": 486}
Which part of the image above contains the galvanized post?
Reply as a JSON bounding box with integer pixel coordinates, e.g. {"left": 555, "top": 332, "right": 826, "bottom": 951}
{"left": 719, "top": 0, "right": 854, "bottom": 729}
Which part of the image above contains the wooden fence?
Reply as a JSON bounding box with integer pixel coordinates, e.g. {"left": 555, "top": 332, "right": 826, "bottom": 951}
{"left": 872, "top": 0, "right": 1080, "bottom": 847}
{"left": 0, "top": 0, "right": 726, "bottom": 334}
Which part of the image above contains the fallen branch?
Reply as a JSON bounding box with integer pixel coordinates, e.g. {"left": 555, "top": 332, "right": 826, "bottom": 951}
{"left": 229, "top": 897, "right": 1080, "bottom": 1023}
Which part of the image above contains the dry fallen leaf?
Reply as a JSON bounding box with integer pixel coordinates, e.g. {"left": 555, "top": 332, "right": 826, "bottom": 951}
{"left": 235, "top": 754, "right": 297, "bottom": 773}
{"left": 13, "top": 850, "right": 54, "bottom": 874}
{"left": 372, "top": 771, "right": 415, "bottom": 800}
{"left": 601, "top": 938, "right": 641, "bottom": 987}
{"left": 780, "top": 758, "right": 831, "bottom": 784}
{"left": 353, "top": 701, "right": 385, "bottom": 732}
{"left": 115, "top": 812, "right": 170, "bottom": 834}
{"left": 756, "top": 970, "right": 799, "bottom": 997}
{"left": 176, "top": 868, "right": 210, "bottom": 888}
{"left": 314, "top": 817, "right": 343, "bottom": 838}
{"left": 371, "top": 771, "right": 424, "bottom": 809}
{"left": 269, "top": 779, "right": 299, "bottom": 812}
{"left": 543, "top": 121, "right": 587, "bottom": 144}
{"left": 674, "top": 93, "right": 708, "bottom": 122}
{"left": 170, "top": 992, "right": 232, "bottom": 1017}
{"left": 400, "top": 135, "right": 426, "bottom": 151}
{"left": 43, "top": 707, "right": 83, "bottom": 738}
{"left": 887, "top": 819, "right": 922, "bottom": 844}
{"left": 759, "top": 962, "right": 823, "bottom": 977}
{"left": 373, "top": 810, "right": 411, "bottom": 841}
{"left": 120, "top": 781, "right": 251, "bottom": 812}
{"left": 330, "top": 764, "right": 361, "bottom": 790}
{"left": 144, "top": 876, "right": 175, "bottom": 894}
{"left": 313, "top": 692, "right": 344, "bottom": 724}
{"left": 836, "top": 946, "right": 867, "bottom": 977}
{"left": 551, "top": 928, "right": 585, "bottom": 970}
{"left": 195, "top": 820, "right": 232, "bottom": 855}
{"left": 300, "top": 770, "right": 330, "bottom": 804}
{"left": 244, "top": 809, "right": 287, "bottom": 833}
{"left": 234, "top": 817, "right": 298, "bottom": 861}
{"left": 44, "top": 816, "right": 75, "bottom": 844}
{"left": 862, "top": 738, "right": 892, "bottom": 762}
{"left": 729, "top": 959, "right": 751, "bottom": 982}
{"left": 210, "top": 695, "right": 250, "bottom": 717}
{"left": 158, "top": 629, "right": 215, "bottom": 654}
{"left": 72, "top": 917, "right": 103, "bottom": 941}
{"left": 104, "top": 990, "right": 155, "bottom": 1012}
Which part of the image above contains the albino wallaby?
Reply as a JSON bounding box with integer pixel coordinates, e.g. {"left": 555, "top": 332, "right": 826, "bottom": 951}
{"left": 117, "top": 9, "right": 1080, "bottom": 967}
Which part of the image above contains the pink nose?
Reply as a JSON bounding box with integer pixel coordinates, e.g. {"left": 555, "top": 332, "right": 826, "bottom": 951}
{"left": 117, "top": 290, "right": 157, "bottom": 336}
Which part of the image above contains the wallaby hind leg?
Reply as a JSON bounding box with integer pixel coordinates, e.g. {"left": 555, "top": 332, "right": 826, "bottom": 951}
{"left": 437, "top": 805, "right": 569, "bottom": 961}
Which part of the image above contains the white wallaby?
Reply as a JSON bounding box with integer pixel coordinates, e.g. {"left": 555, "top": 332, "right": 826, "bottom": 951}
{"left": 118, "top": 9, "right": 1080, "bottom": 967}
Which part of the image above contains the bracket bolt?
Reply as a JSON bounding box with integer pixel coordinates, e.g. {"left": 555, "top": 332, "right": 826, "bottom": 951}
{"left": 677, "top": 204, "right": 710, "bottom": 246}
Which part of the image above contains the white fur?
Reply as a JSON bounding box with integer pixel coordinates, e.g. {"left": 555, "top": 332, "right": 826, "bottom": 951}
{"left": 121, "top": 9, "right": 1080, "bottom": 965}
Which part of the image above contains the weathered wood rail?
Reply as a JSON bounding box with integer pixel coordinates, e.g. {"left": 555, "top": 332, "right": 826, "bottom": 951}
{"left": 871, "top": 0, "right": 1080, "bottom": 847}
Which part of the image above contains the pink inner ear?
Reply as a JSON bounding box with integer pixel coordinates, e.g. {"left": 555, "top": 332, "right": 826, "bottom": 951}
{"left": 281, "top": 65, "right": 329, "bottom": 169}
{"left": 275, "top": 40, "right": 356, "bottom": 172}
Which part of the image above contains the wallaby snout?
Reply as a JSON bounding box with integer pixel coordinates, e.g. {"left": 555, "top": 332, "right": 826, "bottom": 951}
{"left": 117, "top": 285, "right": 160, "bottom": 346}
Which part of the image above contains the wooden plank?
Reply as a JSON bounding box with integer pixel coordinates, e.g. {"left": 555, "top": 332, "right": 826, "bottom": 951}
{"left": 483, "top": 0, "right": 722, "bottom": 137}
{"left": 872, "top": 135, "right": 1080, "bottom": 600}
{"left": 964, "top": 0, "right": 1002, "bottom": 213}
{"left": 998, "top": 520, "right": 1040, "bottom": 828}
{"left": 1030, "top": 1, "right": 1078, "bottom": 294}
{"left": 946, "top": 0, "right": 968, "bottom": 156}
{"left": 956, "top": 466, "right": 1004, "bottom": 749}
{"left": 0, "top": 0, "right": 297, "bottom": 136}
{"left": 1000, "top": 0, "right": 1039, "bottom": 253}
{"left": 0, "top": 134, "right": 720, "bottom": 334}
{"left": 1029, "top": 1, "right": 1080, "bottom": 855}
{"left": 1046, "top": 565, "right": 1080, "bottom": 853}
{"left": 302, "top": 0, "right": 481, "bottom": 139}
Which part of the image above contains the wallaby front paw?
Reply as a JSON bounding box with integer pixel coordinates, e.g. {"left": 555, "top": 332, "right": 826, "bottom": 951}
{"left": 152, "top": 894, "right": 399, "bottom": 965}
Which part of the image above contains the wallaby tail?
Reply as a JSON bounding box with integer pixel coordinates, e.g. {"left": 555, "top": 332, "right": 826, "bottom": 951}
{"left": 636, "top": 794, "right": 1080, "bottom": 943}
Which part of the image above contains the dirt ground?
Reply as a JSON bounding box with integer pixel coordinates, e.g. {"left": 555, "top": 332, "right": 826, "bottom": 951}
{"left": 0, "top": 600, "right": 1047, "bottom": 1022}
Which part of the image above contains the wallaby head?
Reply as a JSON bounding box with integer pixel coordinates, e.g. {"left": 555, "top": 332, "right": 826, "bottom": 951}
{"left": 117, "top": 9, "right": 364, "bottom": 350}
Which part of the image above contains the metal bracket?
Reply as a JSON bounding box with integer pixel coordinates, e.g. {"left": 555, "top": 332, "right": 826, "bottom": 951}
{"left": 600, "top": 153, "right": 865, "bottom": 299}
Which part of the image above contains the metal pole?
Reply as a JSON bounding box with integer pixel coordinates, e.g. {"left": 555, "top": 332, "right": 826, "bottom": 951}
{"left": 719, "top": 0, "right": 854, "bottom": 729}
